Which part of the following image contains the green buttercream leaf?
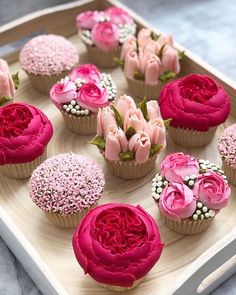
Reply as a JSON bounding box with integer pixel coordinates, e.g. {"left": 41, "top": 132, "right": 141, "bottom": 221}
{"left": 159, "top": 70, "right": 176, "bottom": 83}
{"left": 133, "top": 71, "right": 145, "bottom": 81}
{"left": 125, "top": 127, "right": 136, "bottom": 139}
{"left": 12, "top": 72, "right": 19, "bottom": 90}
{"left": 88, "top": 136, "right": 105, "bottom": 150}
{"left": 138, "top": 97, "right": 148, "bottom": 121}
{"left": 110, "top": 105, "right": 124, "bottom": 129}
{"left": 151, "top": 31, "right": 161, "bottom": 41}
{"left": 114, "top": 57, "right": 124, "bottom": 69}
{"left": 164, "top": 118, "right": 172, "bottom": 128}
{"left": 0, "top": 96, "right": 11, "bottom": 106}
{"left": 150, "top": 144, "right": 163, "bottom": 155}
{"left": 178, "top": 50, "right": 185, "bottom": 61}
{"left": 158, "top": 44, "right": 166, "bottom": 59}
{"left": 119, "top": 151, "right": 135, "bottom": 161}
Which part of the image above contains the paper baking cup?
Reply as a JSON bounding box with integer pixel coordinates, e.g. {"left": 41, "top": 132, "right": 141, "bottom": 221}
{"left": 61, "top": 110, "right": 97, "bottom": 135}
{"left": 85, "top": 45, "right": 121, "bottom": 68}
{"left": 160, "top": 211, "right": 214, "bottom": 235}
{"left": 168, "top": 126, "right": 217, "bottom": 147}
{"left": 222, "top": 160, "right": 236, "bottom": 186}
{"left": 101, "top": 152, "right": 157, "bottom": 179}
{"left": 0, "top": 149, "right": 47, "bottom": 179}
{"left": 100, "top": 277, "right": 144, "bottom": 292}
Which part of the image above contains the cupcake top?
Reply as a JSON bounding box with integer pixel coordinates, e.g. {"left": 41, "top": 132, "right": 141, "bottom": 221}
{"left": 218, "top": 124, "right": 236, "bottom": 168}
{"left": 90, "top": 95, "right": 167, "bottom": 164}
{"left": 119, "top": 28, "right": 181, "bottom": 85}
{"left": 0, "top": 103, "right": 53, "bottom": 165}
{"left": 50, "top": 64, "right": 116, "bottom": 116}
{"left": 19, "top": 34, "right": 79, "bottom": 76}
{"left": 159, "top": 74, "right": 230, "bottom": 131}
{"left": 152, "top": 152, "right": 231, "bottom": 221}
{"left": 72, "top": 203, "right": 163, "bottom": 287}
{"left": 29, "top": 153, "right": 105, "bottom": 215}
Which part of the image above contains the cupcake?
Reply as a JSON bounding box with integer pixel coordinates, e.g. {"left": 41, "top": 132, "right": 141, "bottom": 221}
{"left": 159, "top": 74, "right": 230, "bottom": 147}
{"left": 0, "top": 103, "right": 53, "bottom": 179}
{"left": 118, "top": 28, "right": 182, "bottom": 100}
{"left": 72, "top": 203, "right": 164, "bottom": 291}
{"left": 152, "top": 152, "right": 231, "bottom": 234}
{"left": 218, "top": 124, "right": 236, "bottom": 185}
{"left": 50, "top": 64, "right": 116, "bottom": 135}
{"left": 19, "top": 34, "right": 79, "bottom": 93}
{"left": 29, "top": 153, "right": 105, "bottom": 228}
{"left": 76, "top": 7, "right": 136, "bottom": 67}
{"left": 0, "top": 58, "right": 19, "bottom": 106}
{"left": 90, "top": 95, "right": 167, "bottom": 179}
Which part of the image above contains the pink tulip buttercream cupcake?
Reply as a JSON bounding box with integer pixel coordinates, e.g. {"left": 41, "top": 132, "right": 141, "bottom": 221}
{"left": 118, "top": 28, "right": 182, "bottom": 100}
{"left": 72, "top": 203, "right": 164, "bottom": 291}
{"left": 90, "top": 95, "right": 168, "bottom": 179}
{"left": 76, "top": 7, "right": 136, "bottom": 67}
{"left": 0, "top": 103, "right": 53, "bottom": 178}
{"left": 152, "top": 152, "right": 231, "bottom": 234}
{"left": 50, "top": 64, "right": 116, "bottom": 135}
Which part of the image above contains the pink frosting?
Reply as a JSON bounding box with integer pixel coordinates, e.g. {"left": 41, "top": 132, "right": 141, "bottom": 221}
{"left": 76, "top": 11, "right": 102, "bottom": 30}
{"left": 105, "top": 7, "right": 133, "bottom": 25}
{"left": 0, "top": 103, "right": 53, "bottom": 165}
{"left": 72, "top": 203, "right": 163, "bottom": 287}
{"left": 123, "top": 108, "right": 146, "bottom": 132}
{"left": 159, "top": 74, "right": 230, "bottom": 131}
{"left": 147, "top": 100, "right": 161, "bottom": 120}
{"left": 29, "top": 153, "right": 104, "bottom": 215}
{"left": 116, "top": 94, "right": 136, "bottom": 118}
{"left": 19, "top": 34, "right": 79, "bottom": 76}
{"left": 97, "top": 107, "right": 117, "bottom": 138}
{"left": 161, "top": 152, "right": 199, "bottom": 182}
{"left": 68, "top": 64, "right": 101, "bottom": 83}
{"left": 0, "top": 59, "right": 15, "bottom": 99}
{"left": 144, "top": 118, "right": 166, "bottom": 147}
{"left": 50, "top": 80, "right": 77, "bottom": 107}
{"left": 129, "top": 131, "right": 151, "bottom": 164}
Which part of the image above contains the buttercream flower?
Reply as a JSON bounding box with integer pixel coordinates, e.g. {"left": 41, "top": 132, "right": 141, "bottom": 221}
{"left": 161, "top": 45, "right": 180, "bottom": 74}
{"left": 120, "top": 35, "right": 137, "bottom": 60}
{"left": 144, "top": 53, "right": 161, "bottom": 85}
{"left": 158, "top": 34, "right": 174, "bottom": 47}
{"left": 137, "top": 28, "right": 152, "bottom": 48}
{"left": 76, "top": 10, "right": 102, "bottom": 30}
{"left": 129, "top": 131, "right": 151, "bottom": 164}
{"left": 68, "top": 64, "right": 101, "bottom": 83}
{"left": 72, "top": 203, "right": 164, "bottom": 288}
{"left": 147, "top": 100, "right": 161, "bottom": 120}
{"left": 91, "top": 21, "right": 119, "bottom": 51}
{"left": 142, "top": 40, "right": 160, "bottom": 55}
{"left": 123, "top": 109, "right": 146, "bottom": 132}
{"left": 0, "top": 58, "right": 15, "bottom": 100}
{"left": 77, "top": 82, "right": 109, "bottom": 113}
{"left": 124, "top": 50, "right": 140, "bottom": 79}
{"left": 115, "top": 94, "right": 136, "bottom": 118}
{"left": 105, "top": 125, "right": 128, "bottom": 161}
{"left": 144, "top": 118, "right": 166, "bottom": 146}
{"left": 0, "top": 59, "right": 10, "bottom": 73}
{"left": 159, "top": 182, "right": 196, "bottom": 221}
{"left": 193, "top": 172, "right": 231, "bottom": 210}
{"left": 105, "top": 7, "right": 133, "bottom": 25}
{"left": 161, "top": 152, "right": 199, "bottom": 182}
{"left": 97, "top": 107, "right": 116, "bottom": 138}
{"left": 50, "top": 80, "right": 77, "bottom": 106}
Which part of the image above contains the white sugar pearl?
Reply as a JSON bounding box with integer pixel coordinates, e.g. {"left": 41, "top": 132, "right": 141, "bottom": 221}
{"left": 71, "top": 109, "right": 76, "bottom": 114}
{"left": 201, "top": 164, "right": 207, "bottom": 170}
{"left": 152, "top": 193, "right": 160, "bottom": 200}
{"left": 164, "top": 181, "right": 168, "bottom": 186}
{"left": 190, "top": 174, "right": 196, "bottom": 179}
{"left": 76, "top": 110, "right": 80, "bottom": 115}
{"left": 71, "top": 100, "right": 76, "bottom": 106}
{"left": 199, "top": 159, "right": 204, "bottom": 163}
{"left": 185, "top": 176, "right": 189, "bottom": 181}
{"left": 157, "top": 187, "right": 162, "bottom": 193}
{"left": 189, "top": 180, "right": 194, "bottom": 186}
{"left": 68, "top": 104, "right": 73, "bottom": 110}
{"left": 151, "top": 187, "right": 156, "bottom": 192}
{"left": 196, "top": 210, "right": 201, "bottom": 215}
{"left": 80, "top": 110, "right": 85, "bottom": 115}
{"left": 205, "top": 212, "right": 210, "bottom": 218}
{"left": 200, "top": 214, "right": 204, "bottom": 220}
{"left": 157, "top": 175, "right": 162, "bottom": 181}
{"left": 66, "top": 108, "right": 70, "bottom": 112}
{"left": 75, "top": 105, "right": 80, "bottom": 110}
{"left": 193, "top": 214, "right": 198, "bottom": 220}
{"left": 84, "top": 110, "right": 89, "bottom": 115}
{"left": 152, "top": 182, "right": 157, "bottom": 187}
{"left": 212, "top": 166, "right": 217, "bottom": 170}
{"left": 197, "top": 202, "right": 203, "bottom": 208}
{"left": 63, "top": 105, "right": 67, "bottom": 110}
{"left": 157, "top": 181, "right": 162, "bottom": 187}
{"left": 209, "top": 210, "right": 215, "bottom": 218}
{"left": 202, "top": 206, "right": 208, "bottom": 213}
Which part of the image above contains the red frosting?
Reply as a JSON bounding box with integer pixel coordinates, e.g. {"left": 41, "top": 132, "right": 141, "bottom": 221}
{"left": 0, "top": 103, "right": 53, "bottom": 164}
{"left": 159, "top": 74, "right": 230, "bottom": 131}
{"left": 72, "top": 203, "right": 163, "bottom": 287}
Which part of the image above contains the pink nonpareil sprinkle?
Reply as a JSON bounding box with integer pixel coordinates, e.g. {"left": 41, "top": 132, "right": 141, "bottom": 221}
{"left": 218, "top": 124, "right": 236, "bottom": 168}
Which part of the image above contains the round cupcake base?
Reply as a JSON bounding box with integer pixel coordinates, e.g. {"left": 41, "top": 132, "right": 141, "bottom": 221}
{"left": 100, "top": 277, "right": 144, "bottom": 292}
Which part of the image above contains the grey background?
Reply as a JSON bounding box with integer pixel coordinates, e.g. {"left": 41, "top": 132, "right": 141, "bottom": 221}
{"left": 1, "top": 0, "right": 236, "bottom": 294}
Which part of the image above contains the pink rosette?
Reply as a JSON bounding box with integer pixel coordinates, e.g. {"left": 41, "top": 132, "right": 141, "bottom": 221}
{"left": 50, "top": 80, "right": 77, "bottom": 107}
{"left": 159, "top": 182, "right": 196, "bottom": 221}
{"left": 105, "top": 7, "right": 133, "bottom": 25}
{"left": 72, "top": 203, "right": 163, "bottom": 287}
{"left": 193, "top": 172, "right": 231, "bottom": 210}
{"left": 76, "top": 10, "right": 102, "bottom": 30}
{"left": 68, "top": 64, "right": 101, "bottom": 83}
{"left": 161, "top": 152, "right": 199, "bottom": 182}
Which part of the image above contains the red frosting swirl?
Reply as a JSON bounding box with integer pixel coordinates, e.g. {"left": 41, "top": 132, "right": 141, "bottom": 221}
{"left": 0, "top": 103, "right": 53, "bottom": 164}
{"left": 159, "top": 74, "right": 230, "bottom": 131}
{"left": 73, "top": 203, "right": 163, "bottom": 287}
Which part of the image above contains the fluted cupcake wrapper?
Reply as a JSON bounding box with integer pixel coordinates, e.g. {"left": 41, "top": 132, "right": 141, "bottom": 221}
{"left": 61, "top": 110, "right": 97, "bottom": 135}
{"left": 222, "top": 160, "right": 236, "bottom": 186}
{"left": 100, "top": 277, "right": 144, "bottom": 292}
{"left": 160, "top": 211, "right": 214, "bottom": 235}
{"left": 85, "top": 45, "right": 121, "bottom": 68}
{"left": 0, "top": 149, "right": 47, "bottom": 179}
{"left": 168, "top": 126, "right": 217, "bottom": 148}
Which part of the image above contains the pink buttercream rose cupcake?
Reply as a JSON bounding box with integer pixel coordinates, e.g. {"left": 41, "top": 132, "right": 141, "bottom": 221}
{"left": 29, "top": 153, "right": 105, "bottom": 228}
{"left": 152, "top": 152, "right": 231, "bottom": 234}
{"left": 218, "top": 124, "right": 236, "bottom": 185}
{"left": 90, "top": 95, "right": 168, "bottom": 179}
{"left": 72, "top": 203, "right": 164, "bottom": 291}
{"left": 160, "top": 74, "right": 230, "bottom": 147}
{"left": 19, "top": 34, "right": 79, "bottom": 93}
{"left": 0, "top": 103, "right": 53, "bottom": 179}
{"left": 76, "top": 7, "right": 136, "bottom": 67}
{"left": 50, "top": 64, "right": 116, "bottom": 135}
{"left": 118, "top": 28, "right": 182, "bottom": 100}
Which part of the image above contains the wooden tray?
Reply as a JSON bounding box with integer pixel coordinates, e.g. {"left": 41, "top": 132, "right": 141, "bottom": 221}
{"left": 1, "top": 1, "right": 236, "bottom": 294}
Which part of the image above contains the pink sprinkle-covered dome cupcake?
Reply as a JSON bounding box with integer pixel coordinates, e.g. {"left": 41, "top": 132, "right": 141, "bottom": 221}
{"left": 152, "top": 152, "right": 231, "bottom": 234}
{"left": 159, "top": 74, "right": 230, "bottom": 147}
{"left": 218, "top": 124, "right": 236, "bottom": 185}
{"left": 0, "top": 102, "right": 53, "bottom": 178}
{"left": 29, "top": 153, "right": 105, "bottom": 228}
{"left": 50, "top": 64, "right": 116, "bottom": 135}
{"left": 19, "top": 34, "right": 79, "bottom": 93}
{"left": 72, "top": 203, "right": 164, "bottom": 291}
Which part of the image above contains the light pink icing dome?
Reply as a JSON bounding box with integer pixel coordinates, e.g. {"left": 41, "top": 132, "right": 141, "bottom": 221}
{"left": 19, "top": 34, "right": 79, "bottom": 76}
{"left": 218, "top": 124, "right": 236, "bottom": 168}
{"left": 29, "top": 153, "right": 105, "bottom": 215}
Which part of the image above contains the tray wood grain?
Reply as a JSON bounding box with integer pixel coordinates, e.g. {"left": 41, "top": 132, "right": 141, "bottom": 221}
{"left": 0, "top": 1, "right": 236, "bottom": 295}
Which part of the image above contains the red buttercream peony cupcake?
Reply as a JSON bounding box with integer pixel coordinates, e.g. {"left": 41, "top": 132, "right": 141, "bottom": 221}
{"left": 72, "top": 203, "right": 164, "bottom": 291}
{"left": 0, "top": 102, "right": 53, "bottom": 178}
{"left": 159, "top": 74, "right": 230, "bottom": 147}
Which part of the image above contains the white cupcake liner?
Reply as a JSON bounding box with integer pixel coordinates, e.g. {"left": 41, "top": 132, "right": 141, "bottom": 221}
{"left": 222, "top": 159, "right": 236, "bottom": 186}
{"left": 100, "top": 277, "right": 144, "bottom": 292}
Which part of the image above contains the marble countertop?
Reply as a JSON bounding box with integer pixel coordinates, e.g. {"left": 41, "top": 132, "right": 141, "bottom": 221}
{"left": 1, "top": 0, "right": 236, "bottom": 294}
